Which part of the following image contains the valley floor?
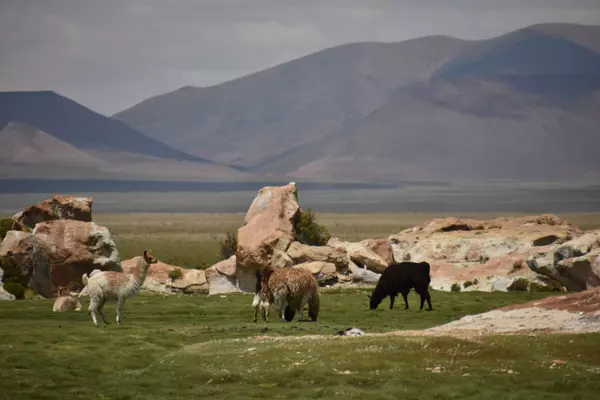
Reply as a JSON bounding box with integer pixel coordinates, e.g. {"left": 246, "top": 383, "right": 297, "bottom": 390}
{"left": 1, "top": 289, "right": 599, "bottom": 399}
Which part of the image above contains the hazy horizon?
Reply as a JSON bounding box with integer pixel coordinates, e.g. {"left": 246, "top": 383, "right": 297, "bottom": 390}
{"left": 1, "top": 0, "right": 600, "bottom": 115}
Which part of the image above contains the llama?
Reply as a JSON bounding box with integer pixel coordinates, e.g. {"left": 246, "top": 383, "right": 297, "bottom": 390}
{"left": 368, "top": 261, "right": 433, "bottom": 311}
{"left": 254, "top": 266, "right": 320, "bottom": 323}
{"left": 79, "top": 249, "right": 158, "bottom": 326}
{"left": 52, "top": 295, "right": 82, "bottom": 312}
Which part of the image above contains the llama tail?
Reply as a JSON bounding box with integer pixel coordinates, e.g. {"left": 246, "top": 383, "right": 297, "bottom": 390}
{"left": 78, "top": 273, "right": 91, "bottom": 298}
{"left": 308, "top": 286, "right": 320, "bottom": 322}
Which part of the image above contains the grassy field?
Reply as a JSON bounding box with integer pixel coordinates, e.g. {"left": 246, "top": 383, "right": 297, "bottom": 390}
{"left": 1, "top": 289, "right": 599, "bottom": 399}
{"left": 92, "top": 212, "right": 600, "bottom": 268}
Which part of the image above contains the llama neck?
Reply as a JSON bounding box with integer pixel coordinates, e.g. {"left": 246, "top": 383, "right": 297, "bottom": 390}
{"left": 131, "top": 259, "right": 151, "bottom": 286}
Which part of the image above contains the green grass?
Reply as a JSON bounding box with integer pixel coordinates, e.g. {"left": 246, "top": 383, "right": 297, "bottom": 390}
{"left": 2, "top": 289, "right": 599, "bottom": 399}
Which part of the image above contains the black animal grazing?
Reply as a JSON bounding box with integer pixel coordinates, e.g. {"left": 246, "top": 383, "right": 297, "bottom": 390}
{"left": 368, "top": 261, "right": 433, "bottom": 311}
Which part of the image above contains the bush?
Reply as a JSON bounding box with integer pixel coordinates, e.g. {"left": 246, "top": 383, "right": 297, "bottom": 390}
{"left": 218, "top": 231, "right": 238, "bottom": 260}
{"left": 451, "top": 283, "right": 461, "bottom": 292}
{"left": 0, "top": 218, "right": 13, "bottom": 241}
{"left": 3, "top": 282, "right": 25, "bottom": 299}
{"left": 473, "top": 278, "right": 479, "bottom": 285}
{"left": 511, "top": 260, "right": 524, "bottom": 273}
{"left": 463, "top": 280, "right": 473, "bottom": 288}
{"left": 530, "top": 281, "right": 565, "bottom": 293}
{"left": 294, "top": 208, "right": 330, "bottom": 246}
{"left": 508, "top": 278, "right": 529, "bottom": 292}
{"left": 168, "top": 268, "right": 183, "bottom": 281}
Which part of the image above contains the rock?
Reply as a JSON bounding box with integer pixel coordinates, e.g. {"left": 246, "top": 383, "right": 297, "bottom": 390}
{"left": 555, "top": 231, "right": 600, "bottom": 261}
{"left": 491, "top": 277, "right": 514, "bottom": 292}
{"left": 361, "top": 238, "right": 395, "bottom": 265}
{"left": 52, "top": 296, "right": 82, "bottom": 312}
{"left": 294, "top": 261, "right": 337, "bottom": 286}
{"left": 0, "top": 230, "right": 34, "bottom": 286}
{"left": 236, "top": 183, "right": 300, "bottom": 291}
{"left": 556, "top": 251, "right": 600, "bottom": 291}
{"left": 347, "top": 260, "right": 381, "bottom": 284}
{"left": 271, "top": 249, "right": 294, "bottom": 269}
{"left": 122, "top": 257, "right": 208, "bottom": 294}
{"left": 286, "top": 241, "right": 349, "bottom": 268}
{"left": 0, "top": 266, "right": 16, "bottom": 301}
{"left": 13, "top": 195, "right": 93, "bottom": 230}
{"left": 31, "top": 220, "right": 121, "bottom": 298}
{"left": 205, "top": 256, "right": 239, "bottom": 295}
{"left": 335, "top": 328, "right": 365, "bottom": 336}
{"left": 328, "top": 238, "right": 388, "bottom": 273}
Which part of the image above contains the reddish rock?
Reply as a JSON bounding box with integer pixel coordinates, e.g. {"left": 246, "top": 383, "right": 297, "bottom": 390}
{"left": 31, "top": 220, "right": 121, "bottom": 297}
{"left": 13, "top": 195, "right": 93, "bottom": 230}
{"left": 236, "top": 183, "right": 300, "bottom": 291}
{"left": 286, "top": 241, "right": 349, "bottom": 268}
{"left": 0, "top": 230, "right": 34, "bottom": 286}
{"left": 361, "top": 238, "right": 394, "bottom": 266}
{"left": 122, "top": 257, "right": 208, "bottom": 294}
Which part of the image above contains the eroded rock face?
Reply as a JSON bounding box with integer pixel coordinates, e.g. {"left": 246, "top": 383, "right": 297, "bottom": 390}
{"left": 0, "top": 230, "right": 34, "bottom": 286}
{"left": 236, "top": 183, "right": 300, "bottom": 292}
{"left": 122, "top": 257, "right": 208, "bottom": 294}
{"left": 328, "top": 238, "right": 387, "bottom": 273}
{"left": 205, "top": 256, "right": 238, "bottom": 295}
{"left": 287, "top": 241, "right": 349, "bottom": 268}
{"left": 294, "top": 261, "right": 337, "bottom": 286}
{"left": 31, "top": 220, "right": 121, "bottom": 297}
{"left": 13, "top": 195, "right": 93, "bottom": 230}
{"left": 361, "top": 238, "right": 395, "bottom": 266}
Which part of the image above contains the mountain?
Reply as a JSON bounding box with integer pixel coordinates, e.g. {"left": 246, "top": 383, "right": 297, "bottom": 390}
{"left": 111, "top": 23, "right": 600, "bottom": 182}
{"left": 114, "top": 36, "right": 471, "bottom": 166}
{"left": 0, "top": 92, "right": 253, "bottom": 180}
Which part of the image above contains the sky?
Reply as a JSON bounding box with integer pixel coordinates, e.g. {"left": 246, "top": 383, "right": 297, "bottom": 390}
{"left": 1, "top": 0, "right": 599, "bottom": 115}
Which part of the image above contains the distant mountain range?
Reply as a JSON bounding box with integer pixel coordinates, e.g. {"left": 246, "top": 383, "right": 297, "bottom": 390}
{"left": 2, "top": 23, "right": 600, "bottom": 184}
{"left": 0, "top": 91, "right": 250, "bottom": 180}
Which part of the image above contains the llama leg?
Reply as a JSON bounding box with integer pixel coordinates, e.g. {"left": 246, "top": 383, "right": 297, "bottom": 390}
{"left": 425, "top": 290, "right": 433, "bottom": 311}
{"left": 98, "top": 298, "right": 109, "bottom": 326}
{"left": 252, "top": 294, "right": 260, "bottom": 323}
{"left": 89, "top": 297, "right": 100, "bottom": 327}
{"left": 276, "top": 298, "right": 288, "bottom": 322}
{"left": 401, "top": 289, "right": 410, "bottom": 309}
{"left": 116, "top": 297, "right": 126, "bottom": 325}
{"left": 262, "top": 303, "right": 270, "bottom": 322}
{"left": 417, "top": 288, "right": 430, "bottom": 310}
{"left": 389, "top": 294, "right": 396, "bottom": 310}
{"left": 298, "top": 294, "right": 310, "bottom": 321}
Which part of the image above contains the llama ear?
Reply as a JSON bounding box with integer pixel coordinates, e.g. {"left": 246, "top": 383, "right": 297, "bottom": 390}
{"left": 144, "top": 249, "right": 148, "bottom": 257}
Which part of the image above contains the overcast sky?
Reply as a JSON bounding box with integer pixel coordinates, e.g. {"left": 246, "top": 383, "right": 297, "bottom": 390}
{"left": 1, "top": 0, "right": 599, "bottom": 115}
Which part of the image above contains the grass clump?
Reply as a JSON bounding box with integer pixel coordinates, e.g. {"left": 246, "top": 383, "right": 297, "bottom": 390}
{"left": 3, "top": 281, "right": 25, "bottom": 299}
{"left": 218, "top": 230, "right": 238, "bottom": 260}
{"left": 508, "top": 278, "right": 530, "bottom": 292}
{"left": 530, "top": 281, "right": 565, "bottom": 293}
{"left": 463, "top": 280, "right": 474, "bottom": 288}
{"left": 294, "top": 208, "right": 331, "bottom": 246}
{"left": 451, "top": 283, "right": 461, "bottom": 292}
{"left": 168, "top": 268, "right": 183, "bottom": 281}
{"left": 0, "top": 217, "right": 13, "bottom": 241}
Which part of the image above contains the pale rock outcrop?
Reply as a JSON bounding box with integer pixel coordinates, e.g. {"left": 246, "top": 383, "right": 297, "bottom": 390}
{"left": 12, "top": 195, "right": 93, "bottom": 231}
{"left": 0, "top": 266, "right": 16, "bottom": 301}
{"left": 286, "top": 241, "right": 349, "bottom": 268}
{"left": 31, "top": 220, "right": 121, "bottom": 297}
{"left": 236, "top": 183, "right": 300, "bottom": 292}
{"left": 205, "top": 256, "right": 238, "bottom": 295}
{"left": 122, "top": 257, "right": 208, "bottom": 294}
{"left": 52, "top": 296, "right": 82, "bottom": 312}
{"left": 556, "top": 250, "right": 600, "bottom": 291}
{"left": 0, "top": 230, "right": 34, "bottom": 286}
{"left": 347, "top": 260, "right": 381, "bottom": 284}
{"left": 328, "top": 238, "right": 387, "bottom": 273}
{"left": 294, "top": 261, "right": 337, "bottom": 286}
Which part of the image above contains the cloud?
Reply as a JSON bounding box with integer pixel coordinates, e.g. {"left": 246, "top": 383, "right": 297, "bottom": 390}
{"left": 0, "top": 0, "right": 598, "bottom": 114}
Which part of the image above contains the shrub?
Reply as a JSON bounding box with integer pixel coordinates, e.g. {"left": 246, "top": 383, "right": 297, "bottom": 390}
{"left": 3, "top": 282, "right": 25, "bottom": 299}
{"left": 511, "top": 260, "right": 524, "bottom": 273}
{"left": 168, "top": 268, "right": 183, "bottom": 281}
{"left": 294, "top": 208, "right": 330, "bottom": 246}
{"left": 479, "top": 255, "right": 489, "bottom": 264}
{"left": 463, "top": 280, "right": 473, "bottom": 288}
{"left": 0, "top": 218, "right": 13, "bottom": 241}
{"left": 508, "top": 278, "right": 529, "bottom": 292}
{"left": 530, "top": 281, "right": 565, "bottom": 293}
{"left": 218, "top": 231, "right": 238, "bottom": 260}
{"left": 451, "top": 283, "right": 461, "bottom": 292}
{"left": 403, "top": 253, "right": 411, "bottom": 261}
{"left": 473, "top": 278, "right": 479, "bottom": 285}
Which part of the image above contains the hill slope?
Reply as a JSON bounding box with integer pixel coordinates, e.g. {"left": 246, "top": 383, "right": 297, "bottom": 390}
{"left": 116, "top": 23, "right": 600, "bottom": 182}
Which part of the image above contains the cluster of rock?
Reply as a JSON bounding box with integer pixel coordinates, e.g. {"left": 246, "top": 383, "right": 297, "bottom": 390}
{"left": 0, "top": 195, "right": 209, "bottom": 300}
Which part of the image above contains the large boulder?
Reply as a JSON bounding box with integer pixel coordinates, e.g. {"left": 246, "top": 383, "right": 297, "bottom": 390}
{"left": 205, "top": 256, "right": 238, "bottom": 295}
{"left": 555, "top": 251, "right": 600, "bottom": 291}
{"left": 31, "top": 220, "right": 121, "bottom": 297}
{"left": 347, "top": 260, "right": 381, "bottom": 284}
{"left": 236, "top": 183, "right": 300, "bottom": 292}
{"left": 0, "top": 266, "right": 16, "bottom": 301}
{"left": 13, "top": 195, "right": 93, "bottom": 231}
{"left": 328, "top": 238, "right": 388, "bottom": 273}
{"left": 0, "top": 230, "right": 34, "bottom": 286}
{"left": 294, "top": 261, "right": 337, "bottom": 286}
{"left": 286, "top": 241, "right": 349, "bottom": 268}
{"left": 122, "top": 257, "right": 208, "bottom": 294}
{"left": 361, "top": 238, "right": 395, "bottom": 266}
